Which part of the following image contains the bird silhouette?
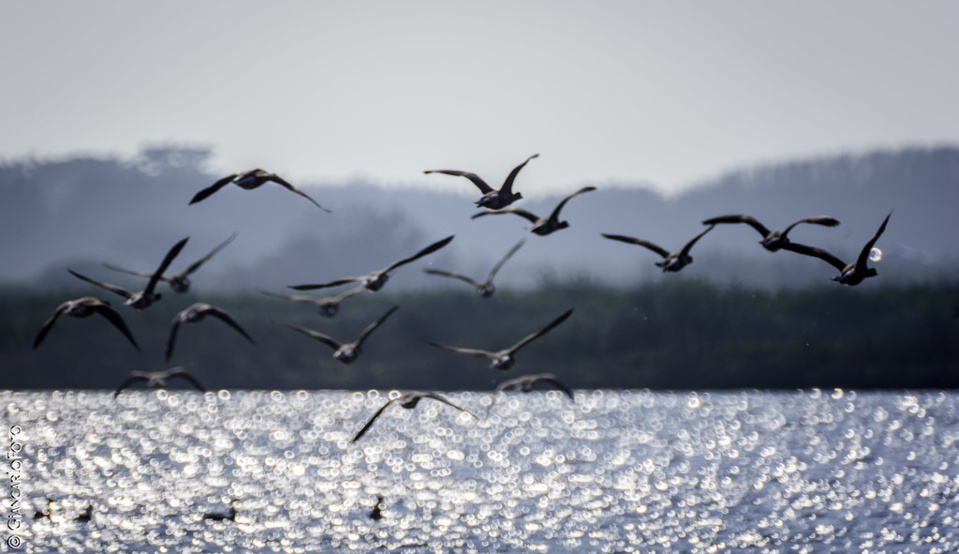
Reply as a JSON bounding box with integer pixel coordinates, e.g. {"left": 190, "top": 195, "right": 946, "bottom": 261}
{"left": 68, "top": 237, "right": 188, "bottom": 309}
{"left": 289, "top": 236, "right": 454, "bottom": 292}
{"left": 472, "top": 186, "right": 596, "bottom": 236}
{"left": 190, "top": 169, "right": 330, "bottom": 211}
{"left": 368, "top": 496, "right": 385, "bottom": 521}
{"left": 203, "top": 499, "right": 237, "bottom": 522}
{"left": 424, "top": 239, "right": 525, "bottom": 297}
{"left": 33, "top": 297, "right": 139, "bottom": 350}
{"left": 258, "top": 286, "right": 367, "bottom": 317}
{"left": 351, "top": 391, "right": 478, "bottom": 443}
{"left": 487, "top": 373, "right": 575, "bottom": 414}
{"left": 74, "top": 505, "right": 93, "bottom": 523}
{"left": 425, "top": 153, "right": 538, "bottom": 210}
{"left": 429, "top": 309, "right": 573, "bottom": 370}
{"left": 103, "top": 232, "right": 237, "bottom": 293}
{"left": 702, "top": 214, "right": 840, "bottom": 252}
{"left": 781, "top": 212, "right": 891, "bottom": 286}
{"left": 602, "top": 225, "right": 714, "bottom": 273}
{"left": 114, "top": 367, "right": 206, "bottom": 397}
{"left": 286, "top": 306, "right": 399, "bottom": 364}
{"left": 166, "top": 303, "right": 255, "bottom": 362}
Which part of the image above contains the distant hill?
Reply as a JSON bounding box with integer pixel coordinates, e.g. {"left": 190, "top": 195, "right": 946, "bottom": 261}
{"left": 2, "top": 145, "right": 957, "bottom": 292}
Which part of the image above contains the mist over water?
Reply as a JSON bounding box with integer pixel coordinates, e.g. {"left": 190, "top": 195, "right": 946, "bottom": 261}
{"left": 5, "top": 388, "right": 959, "bottom": 553}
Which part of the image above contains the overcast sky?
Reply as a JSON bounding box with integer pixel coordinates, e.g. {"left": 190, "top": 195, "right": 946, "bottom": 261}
{"left": 2, "top": 1, "right": 957, "bottom": 195}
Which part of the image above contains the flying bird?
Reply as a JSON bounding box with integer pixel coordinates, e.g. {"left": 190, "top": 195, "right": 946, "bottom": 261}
{"left": 258, "top": 286, "right": 367, "bottom": 317}
{"left": 602, "top": 225, "right": 715, "bottom": 273}
{"left": 68, "top": 237, "right": 189, "bottom": 309}
{"left": 472, "top": 186, "right": 596, "bottom": 236}
{"left": 424, "top": 239, "right": 525, "bottom": 297}
{"left": 114, "top": 367, "right": 206, "bottom": 397}
{"left": 424, "top": 153, "right": 539, "bottom": 210}
{"left": 33, "top": 297, "right": 139, "bottom": 350}
{"left": 289, "top": 236, "right": 454, "bottom": 292}
{"left": 286, "top": 306, "right": 399, "bottom": 364}
{"left": 781, "top": 212, "right": 891, "bottom": 286}
{"left": 104, "top": 232, "right": 238, "bottom": 293}
{"left": 190, "top": 169, "right": 330, "bottom": 211}
{"left": 166, "top": 303, "right": 255, "bottom": 362}
{"left": 351, "top": 391, "right": 478, "bottom": 443}
{"left": 429, "top": 308, "right": 573, "bottom": 370}
{"left": 487, "top": 373, "right": 575, "bottom": 414}
{"left": 702, "top": 214, "right": 840, "bottom": 252}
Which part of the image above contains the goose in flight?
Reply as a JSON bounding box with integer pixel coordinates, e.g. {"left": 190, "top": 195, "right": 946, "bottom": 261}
{"left": 702, "top": 214, "right": 840, "bottom": 252}
{"left": 424, "top": 239, "right": 524, "bottom": 297}
{"left": 424, "top": 153, "right": 538, "bottom": 210}
{"left": 166, "top": 303, "right": 255, "bottom": 362}
{"left": 351, "top": 391, "right": 478, "bottom": 443}
{"left": 602, "top": 225, "right": 714, "bottom": 273}
{"left": 190, "top": 169, "right": 330, "bottom": 211}
{"left": 781, "top": 212, "right": 891, "bottom": 286}
{"left": 114, "top": 367, "right": 206, "bottom": 397}
{"left": 104, "top": 232, "right": 237, "bottom": 293}
{"left": 33, "top": 297, "right": 139, "bottom": 350}
{"left": 429, "top": 308, "right": 573, "bottom": 370}
{"left": 289, "top": 236, "right": 454, "bottom": 292}
{"left": 68, "top": 237, "right": 188, "bottom": 309}
{"left": 472, "top": 187, "right": 596, "bottom": 236}
{"left": 286, "top": 306, "right": 399, "bottom": 364}
{"left": 487, "top": 373, "right": 575, "bottom": 414}
{"left": 259, "top": 286, "right": 367, "bottom": 317}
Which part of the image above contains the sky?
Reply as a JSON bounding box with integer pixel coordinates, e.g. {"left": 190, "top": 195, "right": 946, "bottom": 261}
{"left": 2, "top": 1, "right": 958, "bottom": 196}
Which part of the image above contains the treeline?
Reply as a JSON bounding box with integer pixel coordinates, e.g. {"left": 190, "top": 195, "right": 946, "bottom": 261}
{"left": 2, "top": 280, "right": 958, "bottom": 391}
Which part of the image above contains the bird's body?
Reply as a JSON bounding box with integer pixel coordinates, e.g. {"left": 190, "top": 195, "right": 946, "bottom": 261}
{"left": 782, "top": 212, "right": 891, "bottom": 286}
{"left": 289, "top": 236, "right": 454, "bottom": 292}
{"left": 429, "top": 309, "right": 573, "bottom": 370}
{"left": 203, "top": 500, "right": 237, "bottom": 522}
{"left": 368, "top": 496, "right": 385, "bottom": 521}
{"left": 166, "top": 303, "right": 255, "bottom": 362}
{"left": 286, "top": 306, "right": 399, "bottom": 364}
{"left": 472, "top": 187, "right": 595, "bottom": 236}
{"left": 424, "top": 239, "right": 525, "bottom": 298}
{"left": 33, "top": 296, "right": 139, "bottom": 350}
{"left": 351, "top": 391, "right": 478, "bottom": 443}
{"left": 425, "top": 154, "right": 538, "bottom": 210}
{"left": 702, "top": 214, "right": 840, "bottom": 252}
{"left": 104, "top": 232, "right": 237, "bottom": 293}
{"left": 259, "top": 286, "right": 366, "bottom": 317}
{"left": 74, "top": 505, "right": 92, "bottom": 523}
{"left": 191, "top": 169, "right": 330, "bottom": 211}
{"left": 69, "top": 237, "right": 189, "bottom": 309}
{"left": 114, "top": 367, "right": 206, "bottom": 397}
{"left": 602, "top": 225, "right": 714, "bottom": 273}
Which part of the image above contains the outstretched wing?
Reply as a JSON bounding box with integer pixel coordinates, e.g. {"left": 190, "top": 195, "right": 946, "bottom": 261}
{"left": 203, "top": 306, "right": 256, "bottom": 344}
{"left": 351, "top": 397, "right": 400, "bottom": 443}
{"left": 548, "top": 186, "right": 596, "bottom": 221}
{"left": 165, "top": 317, "right": 183, "bottom": 362}
{"left": 855, "top": 212, "right": 891, "bottom": 270}
{"left": 189, "top": 174, "right": 236, "bottom": 205}
{"left": 601, "top": 234, "right": 670, "bottom": 259}
{"left": 472, "top": 207, "right": 540, "bottom": 224}
{"left": 288, "top": 277, "right": 364, "bottom": 291}
{"left": 500, "top": 153, "right": 539, "bottom": 194}
{"left": 423, "top": 169, "right": 494, "bottom": 194}
{"left": 113, "top": 374, "right": 149, "bottom": 398}
{"left": 487, "top": 239, "right": 525, "bottom": 280}
{"left": 68, "top": 269, "right": 134, "bottom": 300}
{"left": 184, "top": 232, "right": 238, "bottom": 275}
{"left": 508, "top": 308, "right": 573, "bottom": 354}
{"left": 147, "top": 238, "right": 189, "bottom": 295}
{"left": 383, "top": 235, "right": 455, "bottom": 273}
{"left": 780, "top": 242, "right": 847, "bottom": 271}
{"left": 423, "top": 268, "right": 479, "bottom": 287}
{"left": 102, "top": 263, "right": 157, "bottom": 280}
{"left": 90, "top": 303, "right": 140, "bottom": 350}
{"left": 286, "top": 324, "right": 343, "bottom": 351}
{"left": 267, "top": 174, "right": 331, "bottom": 212}
{"left": 781, "top": 215, "right": 841, "bottom": 237}
{"left": 679, "top": 225, "right": 714, "bottom": 257}
{"left": 355, "top": 306, "right": 399, "bottom": 347}
{"left": 420, "top": 392, "right": 478, "bottom": 419}
{"left": 428, "top": 341, "right": 496, "bottom": 360}
{"left": 167, "top": 369, "right": 206, "bottom": 393}
{"left": 33, "top": 303, "right": 68, "bottom": 349}
{"left": 701, "top": 214, "right": 771, "bottom": 237}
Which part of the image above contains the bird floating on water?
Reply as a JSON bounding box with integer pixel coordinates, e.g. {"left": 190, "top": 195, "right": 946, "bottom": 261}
{"left": 781, "top": 212, "right": 891, "bottom": 286}
{"left": 166, "top": 303, "right": 255, "bottom": 362}
{"left": 368, "top": 496, "right": 385, "bottom": 521}
{"left": 68, "top": 237, "right": 189, "bottom": 309}
{"left": 286, "top": 306, "right": 399, "bottom": 364}
{"left": 424, "top": 239, "right": 525, "bottom": 297}
{"left": 33, "top": 297, "right": 139, "bottom": 351}
{"left": 104, "top": 232, "right": 238, "bottom": 293}
{"left": 429, "top": 309, "right": 573, "bottom": 371}
{"left": 702, "top": 214, "right": 840, "bottom": 252}
{"left": 203, "top": 499, "right": 237, "bottom": 522}
{"left": 602, "top": 225, "right": 714, "bottom": 273}
{"left": 289, "top": 236, "right": 454, "bottom": 292}
{"left": 258, "top": 286, "right": 367, "bottom": 317}
{"left": 190, "top": 169, "right": 330, "bottom": 211}
{"left": 425, "top": 153, "right": 539, "bottom": 210}
{"left": 472, "top": 186, "right": 596, "bottom": 236}
{"left": 74, "top": 505, "right": 93, "bottom": 523}
{"left": 351, "top": 391, "right": 478, "bottom": 443}
{"left": 114, "top": 367, "right": 206, "bottom": 397}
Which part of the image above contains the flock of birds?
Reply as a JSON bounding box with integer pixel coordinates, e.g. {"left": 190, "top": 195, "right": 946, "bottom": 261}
{"left": 31, "top": 154, "right": 892, "bottom": 524}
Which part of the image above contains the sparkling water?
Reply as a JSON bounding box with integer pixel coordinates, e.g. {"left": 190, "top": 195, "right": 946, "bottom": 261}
{"left": 3, "top": 388, "right": 959, "bottom": 553}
